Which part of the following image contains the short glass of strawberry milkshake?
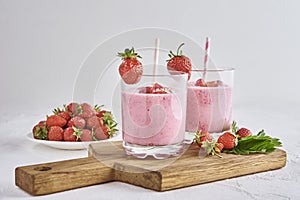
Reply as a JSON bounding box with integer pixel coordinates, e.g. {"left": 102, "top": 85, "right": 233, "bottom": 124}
{"left": 185, "top": 68, "right": 234, "bottom": 139}
{"left": 121, "top": 66, "right": 188, "bottom": 159}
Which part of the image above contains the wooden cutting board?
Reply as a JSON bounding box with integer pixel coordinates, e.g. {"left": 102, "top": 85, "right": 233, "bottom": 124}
{"left": 15, "top": 141, "right": 286, "bottom": 195}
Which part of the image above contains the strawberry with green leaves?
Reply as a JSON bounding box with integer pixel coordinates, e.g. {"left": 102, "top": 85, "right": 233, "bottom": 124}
{"left": 118, "top": 47, "right": 143, "bottom": 84}
{"left": 32, "top": 121, "right": 48, "bottom": 140}
{"left": 194, "top": 131, "right": 212, "bottom": 147}
{"left": 167, "top": 43, "right": 192, "bottom": 80}
{"left": 53, "top": 107, "right": 71, "bottom": 121}
{"left": 63, "top": 127, "right": 77, "bottom": 142}
{"left": 217, "top": 132, "right": 237, "bottom": 150}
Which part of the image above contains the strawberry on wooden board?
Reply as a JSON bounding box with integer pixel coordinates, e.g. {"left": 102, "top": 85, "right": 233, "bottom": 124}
{"left": 46, "top": 115, "right": 67, "bottom": 128}
{"left": 118, "top": 47, "right": 143, "bottom": 84}
{"left": 167, "top": 43, "right": 192, "bottom": 80}
{"left": 217, "top": 132, "right": 237, "bottom": 150}
{"left": 48, "top": 126, "right": 64, "bottom": 141}
{"left": 236, "top": 128, "right": 252, "bottom": 139}
{"left": 63, "top": 127, "right": 77, "bottom": 142}
{"left": 67, "top": 116, "right": 86, "bottom": 129}
{"left": 194, "top": 131, "right": 212, "bottom": 147}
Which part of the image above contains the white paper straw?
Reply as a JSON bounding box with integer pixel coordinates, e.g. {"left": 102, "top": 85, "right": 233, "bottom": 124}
{"left": 153, "top": 38, "right": 160, "bottom": 82}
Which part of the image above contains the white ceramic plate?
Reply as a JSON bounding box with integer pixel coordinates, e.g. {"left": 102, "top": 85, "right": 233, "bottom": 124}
{"left": 27, "top": 132, "right": 120, "bottom": 150}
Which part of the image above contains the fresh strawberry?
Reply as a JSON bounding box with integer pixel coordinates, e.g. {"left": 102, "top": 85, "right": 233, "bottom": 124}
{"left": 118, "top": 47, "right": 143, "bottom": 84}
{"left": 217, "top": 132, "right": 237, "bottom": 150}
{"left": 194, "top": 131, "right": 212, "bottom": 147}
{"left": 195, "top": 78, "right": 207, "bottom": 87}
{"left": 86, "top": 116, "right": 103, "bottom": 129}
{"left": 48, "top": 126, "right": 63, "bottom": 141}
{"left": 46, "top": 115, "right": 67, "bottom": 127}
{"left": 94, "top": 127, "right": 109, "bottom": 140}
{"left": 139, "top": 83, "right": 169, "bottom": 94}
{"left": 236, "top": 128, "right": 252, "bottom": 139}
{"left": 67, "top": 116, "right": 86, "bottom": 129}
{"left": 80, "top": 129, "right": 93, "bottom": 141}
{"left": 167, "top": 43, "right": 192, "bottom": 80}
{"left": 67, "top": 102, "right": 81, "bottom": 115}
{"left": 96, "top": 110, "right": 106, "bottom": 118}
{"left": 78, "top": 103, "right": 96, "bottom": 119}
{"left": 214, "top": 143, "right": 224, "bottom": 153}
{"left": 53, "top": 108, "right": 71, "bottom": 121}
{"left": 101, "top": 111, "right": 118, "bottom": 137}
{"left": 32, "top": 121, "right": 45, "bottom": 133}
{"left": 94, "top": 105, "right": 106, "bottom": 118}
{"left": 32, "top": 121, "right": 48, "bottom": 140}
{"left": 63, "top": 127, "right": 77, "bottom": 142}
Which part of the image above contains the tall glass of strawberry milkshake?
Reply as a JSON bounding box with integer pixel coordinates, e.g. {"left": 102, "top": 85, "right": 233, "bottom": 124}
{"left": 186, "top": 68, "right": 234, "bottom": 137}
{"left": 121, "top": 65, "right": 188, "bottom": 159}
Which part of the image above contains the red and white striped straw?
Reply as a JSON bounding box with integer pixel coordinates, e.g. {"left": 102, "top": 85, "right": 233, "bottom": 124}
{"left": 203, "top": 37, "right": 210, "bottom": 80}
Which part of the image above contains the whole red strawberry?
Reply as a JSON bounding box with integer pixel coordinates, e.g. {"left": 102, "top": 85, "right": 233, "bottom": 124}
{"left": 80, "top": 129, "right": 93, "bottom": 141}
{"left": 46, "top": 115, "right": 67, "bottom": 127}
{"left": 48, "top": 126, "right": 63, "bottom": 141}
{"left": 78, "top": 103, "right": 96, "bottom": 119}
{"left": 53, "top": 108, "right": 71, "bottom": 121}
{"left": 118, "top": 47, "right": 143, "bottom": 84}
{"left": 195, "top": 78, "right": 207, "bottom": 87}
{"left": 167, "top": 43, "right": 192, "bottom": 80}
{"left": 194, "top": 131, "right": 212, "bottom": 147}
{"left": 67, "top": 116, "right": 86, "bottom": 129}
{"left": 214, "top": 143, "right": 224, "bottom": 153}
{"left": 236, "top": 127, "right": 252, "bottom": 139}
{"left": 217, "top": 132, "right": 237, "bottom": 150}
{"left": 63, "top": 127, "right": 77, "bottom": 142}
{"left": 67, "top": 102, "right": 80, "bottom": 115}
{"left": 86, "top": 116, "right": 103, "bottom": 129}
{"left": 94, "top": 127, "right": 109, "bottom": 140}
{"left": 32, "top": 121, "right": 48, "bottom": 140}
{"left": 96, "top": 110, "right": 106, "bottom": 118}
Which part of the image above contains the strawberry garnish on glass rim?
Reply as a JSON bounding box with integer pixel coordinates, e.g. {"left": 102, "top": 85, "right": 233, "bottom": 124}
{"left": 167, "top": 43, "right": 192, "bottom": 80}
{"left": 118, "top": 47, "right": 143, "bottom": 84}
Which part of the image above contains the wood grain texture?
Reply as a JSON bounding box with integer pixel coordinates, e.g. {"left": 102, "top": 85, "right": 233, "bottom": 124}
{"left": 111, "top": 144, "right": 286, "bottom": 191}
{"left": 15, "top": 141, "right": 286, "bottom": 195}
{"left": 15, "top": 157, "right": 114, "bottom": 195}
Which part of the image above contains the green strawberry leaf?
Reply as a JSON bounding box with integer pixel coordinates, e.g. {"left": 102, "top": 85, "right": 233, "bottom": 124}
{"left": 223, "top": 130, "right": 282, "bottom": 155}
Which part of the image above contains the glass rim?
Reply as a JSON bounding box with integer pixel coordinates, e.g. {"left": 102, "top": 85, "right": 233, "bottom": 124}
{"left": 141, "top": 71, "right": 188, "bottom": 77}
{"left": 191, "top": 67, "right": 235, "bottom": 72}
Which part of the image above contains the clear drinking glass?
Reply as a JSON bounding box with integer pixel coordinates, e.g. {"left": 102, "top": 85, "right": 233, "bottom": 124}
{"left": 121, "top": 65, "right": 188, "bottom": 159}
{"left": 186, "top": 68, "right": 234, "bottom": 137}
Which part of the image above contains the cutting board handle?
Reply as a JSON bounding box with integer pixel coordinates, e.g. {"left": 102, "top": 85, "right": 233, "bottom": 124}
{"left": 15, "top": 157, "right": 114, "bottom": 196}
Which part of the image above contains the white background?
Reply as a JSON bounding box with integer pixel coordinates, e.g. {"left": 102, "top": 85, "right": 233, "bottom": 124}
{"left": 1, "top": 0, "right": 300, "bottom": 199}
{"left": 1, "top": 0, "right": 300, "bottom": 111}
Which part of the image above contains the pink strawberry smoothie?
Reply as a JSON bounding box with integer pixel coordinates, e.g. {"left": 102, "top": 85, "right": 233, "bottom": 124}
{"left": 186, "top": 82, "right": 232, "bottom": 133}
{"left": 122, "top": 89, "right": 185, "bottom": 146}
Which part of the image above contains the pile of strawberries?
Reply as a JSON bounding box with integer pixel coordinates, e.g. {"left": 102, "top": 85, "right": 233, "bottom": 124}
{"left": 194, "top": 121, "right": 252, "bottom": 157}
{"left": 32, "top": 103, "right": 118, "bottom": 142}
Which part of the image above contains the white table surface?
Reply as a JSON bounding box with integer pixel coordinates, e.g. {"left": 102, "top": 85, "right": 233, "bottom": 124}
{"left": 1, "top": 101, "right": 299, "bottom": 200}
